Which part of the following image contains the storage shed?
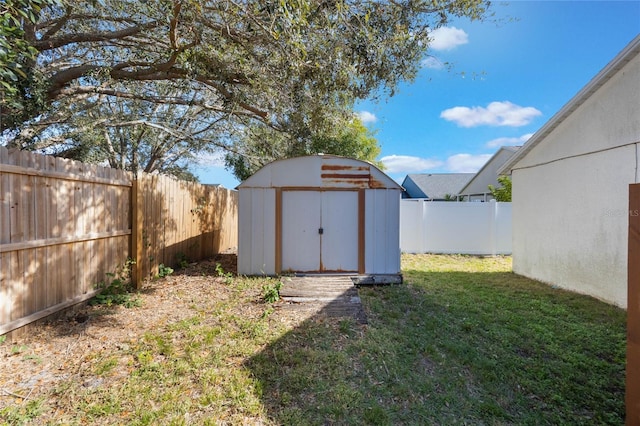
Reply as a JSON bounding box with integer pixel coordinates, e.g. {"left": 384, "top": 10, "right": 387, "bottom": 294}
{"left": 237, "top": 155, "right": 402, "bottom": 283}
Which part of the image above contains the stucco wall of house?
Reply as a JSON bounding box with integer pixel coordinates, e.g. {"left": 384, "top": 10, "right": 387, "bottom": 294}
{"left": 511, "top": 52, "right": 640, "bottom": 307}
{"left": 512, "top": 147, "right": 636, "bottom": 307}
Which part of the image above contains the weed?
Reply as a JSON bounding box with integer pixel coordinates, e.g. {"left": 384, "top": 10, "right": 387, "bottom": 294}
{"left": 157, "top": 264, "right": 174, "bottom": 278}
{"left": 0, "top": 398, "right": 46, "bottom": 425}
{"left": 262, "top": 280, "right": 282, "bottom": 303}
{"left": 22, "top": 354, "right": 43, "bottom": 364}
{"left": 95, "top": 357, "right": 119, "bottom": 376}
{"left": 338, "top": 319, "right": 355, "bottom": 337}
{"left": 176, "top": 252, "right": 189, "bottom": 269}
{"left": 261, "top": 306, "right": 274, "bottom": 319}
{"left": 0, "top": 335, "right": 6, "bottom": 345}
{"left": 91, "top": 275, "right": 141, "bottom": 308}
{"left": 91, "top": 260, "right": 141, "bottom": 308}
{"left": 11, "top": 344, "right": 28, "bottom": 355}
{"left": 215, "top": 262, "right": 234, "bottom": 284}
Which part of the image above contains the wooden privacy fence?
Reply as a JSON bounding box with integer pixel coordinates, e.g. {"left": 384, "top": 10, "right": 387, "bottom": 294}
{"left": 0, "top": 147, "right": 238, "bottom": 336}
{"left": 131, "top": 174, "right": 238, "bottom": 283}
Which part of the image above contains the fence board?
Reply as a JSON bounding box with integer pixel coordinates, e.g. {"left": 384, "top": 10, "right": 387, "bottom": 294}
{"left": 34, "top": 153, "right": 48, "bottom": 315}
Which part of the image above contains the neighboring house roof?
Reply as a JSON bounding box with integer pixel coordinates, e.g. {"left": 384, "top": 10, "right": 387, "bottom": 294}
{"left": 499, "top": 34, "right": 640, "bottom": 175}
{"left": 401, "top": 173, "right": 474, "bottom": 199}
{"left": 459, "top": 146, "right": 519, "bottom": 196}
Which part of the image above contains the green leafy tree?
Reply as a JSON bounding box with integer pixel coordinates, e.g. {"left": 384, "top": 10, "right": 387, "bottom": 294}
{"left": 488, "top": 175, "right": 512, "bottom": 202}
{"left": 2, "top": 0, "right": 493, "bottom": 179}
{"left": 47, "top": 82, "right": 229, "bottom": 179}
{"left": 225, "top": 116, "right": 383, "bottom": 181}
{"left": 0, "top": 0, "right": 55, "bottom": 127}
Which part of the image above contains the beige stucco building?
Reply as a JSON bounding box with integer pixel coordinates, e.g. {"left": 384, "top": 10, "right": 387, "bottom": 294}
{"left": 500, "top": 35, "right": 640, "bottom": 307}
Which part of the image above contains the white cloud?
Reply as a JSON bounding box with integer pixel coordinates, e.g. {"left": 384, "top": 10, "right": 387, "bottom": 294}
{"left": 357, "top": 111, "right": 377, "bottom": 124}
{"left": 429, "top": 26, "right": 469, "bottom": 51}
{"left": 445, "top": 153, "right": 492, "bottom": 173}
{"left": 440, "top": 101, "right": 542, "bottom": 127}
{"left": 380, "top": 155, "right": 443, "bottom": 173}
{"left": 485, "top": 133, "right": 534, "bottom": 148}
{"left": 420, "top": 56, "right": 445, "bottom": 69}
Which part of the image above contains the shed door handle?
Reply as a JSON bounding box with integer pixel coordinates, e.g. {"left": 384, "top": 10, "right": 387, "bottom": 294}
{"left": 318, "top": 227, "right": 323, "bottom": 235}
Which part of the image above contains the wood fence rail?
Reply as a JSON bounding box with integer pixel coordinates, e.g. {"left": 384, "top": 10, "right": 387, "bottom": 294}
{"left": 0, "top": 147, "right": 237, "bottom": 337}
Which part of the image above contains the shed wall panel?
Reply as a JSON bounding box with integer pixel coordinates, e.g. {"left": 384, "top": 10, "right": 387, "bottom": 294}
{"left": 238, "top": 188, "right": 276, "bottom": 275}
{"left": 365, "top": 189, "right": 401, "bottom": 274}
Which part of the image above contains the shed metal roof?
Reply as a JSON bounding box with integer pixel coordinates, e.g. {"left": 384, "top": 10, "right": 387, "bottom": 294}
{"left": 238, "top": 155, "right": 402, "bottom": 190}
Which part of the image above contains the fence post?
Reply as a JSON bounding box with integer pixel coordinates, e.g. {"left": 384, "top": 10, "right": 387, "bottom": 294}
{"left": 628, "top": 183, "right": 640, "bottom": 426}
{"left": 131, "top": 178, "right": 144, "bottom": 289}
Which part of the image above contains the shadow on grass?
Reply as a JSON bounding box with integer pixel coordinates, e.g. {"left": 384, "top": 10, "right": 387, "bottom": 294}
{"left": 247, "top": 269, "right": 626, "bottom": 425}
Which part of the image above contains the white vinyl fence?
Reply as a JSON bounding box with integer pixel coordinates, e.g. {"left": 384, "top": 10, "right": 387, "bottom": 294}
{"left": 400, "top": 200, "right": 512, "bottom": 255}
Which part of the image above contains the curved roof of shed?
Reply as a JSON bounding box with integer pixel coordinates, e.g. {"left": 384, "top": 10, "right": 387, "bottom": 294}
{"left": 238, "top": 155, "right": 402, "bottom": 190}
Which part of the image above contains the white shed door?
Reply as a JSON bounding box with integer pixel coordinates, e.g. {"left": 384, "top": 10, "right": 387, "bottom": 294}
{"left": 282, "top": 191, "right": 359, "bottom": 273}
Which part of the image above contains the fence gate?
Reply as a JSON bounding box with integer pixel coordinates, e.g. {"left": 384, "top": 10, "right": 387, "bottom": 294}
{"left": 628, "top": 183, "right": 640, "bottom": 426}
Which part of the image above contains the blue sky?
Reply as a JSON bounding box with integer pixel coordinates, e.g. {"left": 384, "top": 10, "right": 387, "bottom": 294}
{"left": 196, "top": 1, "right": 640, "bottom": 188}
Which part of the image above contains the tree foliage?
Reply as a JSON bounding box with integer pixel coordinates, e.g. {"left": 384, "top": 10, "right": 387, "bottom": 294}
{"left": 488, "top": 175, "right": 512, "bottom": 202}
{"left": 225, "top": 115, "right": 383, "bottom": 181}
{"left": 1, "top": 0, "right": 493, "bottom": 179}
{"left": 0, "top": 0, "right": 55, "bottom": 123}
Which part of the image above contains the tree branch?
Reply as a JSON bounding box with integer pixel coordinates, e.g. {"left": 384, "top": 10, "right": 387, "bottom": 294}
{"left": 33, "top": 21, "right": 159, "bottom": 50}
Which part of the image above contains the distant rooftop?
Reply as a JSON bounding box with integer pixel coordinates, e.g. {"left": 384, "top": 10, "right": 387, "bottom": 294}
{"left": 402, "top": 173, "right": 474, "bottom": 199}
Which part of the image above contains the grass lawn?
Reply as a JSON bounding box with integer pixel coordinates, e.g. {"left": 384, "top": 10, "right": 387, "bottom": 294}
{"left": 1, "top": 254, "right": 626, "bottom": 425}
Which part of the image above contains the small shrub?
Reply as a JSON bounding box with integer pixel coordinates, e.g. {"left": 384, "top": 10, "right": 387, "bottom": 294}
{"left": 91, "top": 260, "right": 141, "bottom": 308}
{"left": 176, "top": 252, "right": 189, "bottom": 269}
{"left": 91, "top": 275, "right": 141, "bottom": 308}
{"left": 262, "top": 280, "right": 282, "bottom": 303}
{"left": 157, "top": 264, "right": 174, "bottom": 278}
